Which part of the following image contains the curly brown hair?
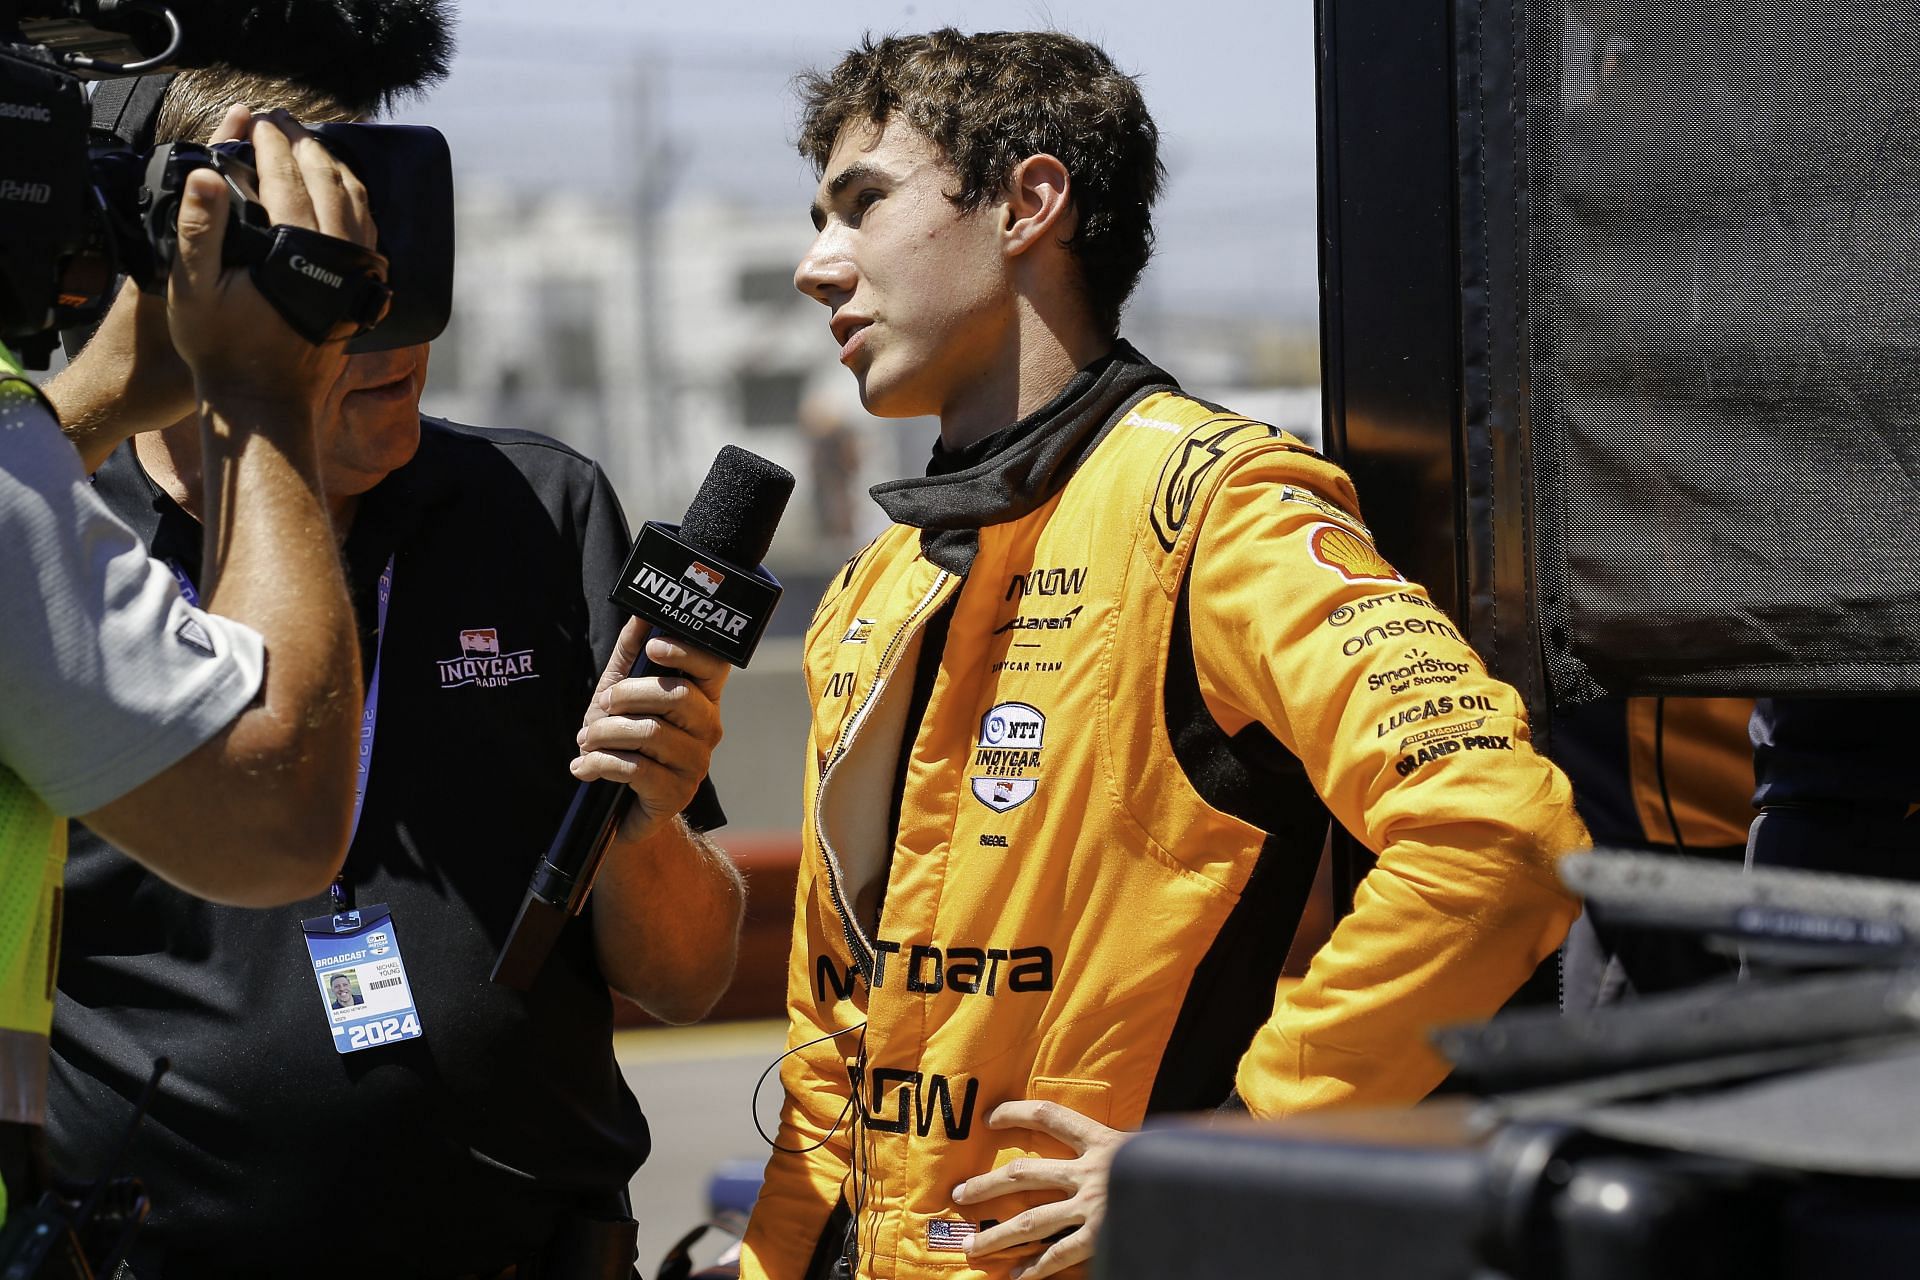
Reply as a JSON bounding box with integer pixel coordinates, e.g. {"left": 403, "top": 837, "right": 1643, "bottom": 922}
{"left": 797, "top": 29, "right": 1164, "bottom": 337}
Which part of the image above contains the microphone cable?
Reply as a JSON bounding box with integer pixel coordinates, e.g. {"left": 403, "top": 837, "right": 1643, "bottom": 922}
{"left": 747, "top": 1020, "right": 879, "bottom": 1277}
{"left": 750, "top": 1021, "right": 868, "bottom": 1157}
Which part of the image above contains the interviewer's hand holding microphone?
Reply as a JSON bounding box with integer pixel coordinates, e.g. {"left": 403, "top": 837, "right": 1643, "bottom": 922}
{"left": 572, "top": 625, "right": 732, "bottom": 841}
{"left": 495, "top": 448, "right": 793, "bottom": 1015}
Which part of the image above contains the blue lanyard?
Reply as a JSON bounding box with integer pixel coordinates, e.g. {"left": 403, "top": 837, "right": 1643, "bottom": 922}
{"left": 169, "top": 554, "right": 395, "bottom": 912}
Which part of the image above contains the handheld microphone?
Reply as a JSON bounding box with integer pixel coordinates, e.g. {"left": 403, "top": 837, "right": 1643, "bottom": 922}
{"left": 491, "top": 446, "right": 795, "bottom": 990}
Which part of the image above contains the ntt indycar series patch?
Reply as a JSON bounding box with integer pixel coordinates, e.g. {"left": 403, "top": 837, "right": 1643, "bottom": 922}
{"left": 970, "top": 701, "right": 1046, "bottom": 812}
{"left": 301, "top": 904, "right": 424, "bottom": 1054}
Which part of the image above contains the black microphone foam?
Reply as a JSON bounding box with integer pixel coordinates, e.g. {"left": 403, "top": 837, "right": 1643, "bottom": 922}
{"left": 679, "top": 444, "right": 795, "bottom": 571}
{"left": 119, "top": 0, "right": 455, "bottom": 113}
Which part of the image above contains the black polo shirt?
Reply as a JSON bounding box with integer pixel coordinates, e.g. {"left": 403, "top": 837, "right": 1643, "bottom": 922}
{"left": 49, "top": 418, "right": 643, "bottom": 1278}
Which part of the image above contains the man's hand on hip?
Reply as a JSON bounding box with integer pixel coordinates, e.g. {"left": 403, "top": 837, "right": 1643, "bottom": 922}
{"left": 953, "top": 1099, "right": 1128, "bottom": 1279}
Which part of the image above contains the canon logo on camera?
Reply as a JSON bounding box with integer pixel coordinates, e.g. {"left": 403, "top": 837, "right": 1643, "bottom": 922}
{"left": 290, "top": 254, "right": 345, "bottom": 289}
{"left": 0, "top": 101, "right": 53, "bottom": 123}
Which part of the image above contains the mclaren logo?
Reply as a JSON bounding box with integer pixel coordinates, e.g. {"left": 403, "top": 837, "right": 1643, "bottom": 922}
{"left": 993, "top": 605, "right": 1083, "bottom": 635}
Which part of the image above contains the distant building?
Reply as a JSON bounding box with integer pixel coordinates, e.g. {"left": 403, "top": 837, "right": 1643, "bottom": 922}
{"left": 422, "top": 183, "right": 1318, "bottom": 574}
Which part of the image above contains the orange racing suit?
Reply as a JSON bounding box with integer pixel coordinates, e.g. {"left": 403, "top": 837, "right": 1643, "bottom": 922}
{"left": 741, "top": 345, "right": 1589, "bottom": 1280}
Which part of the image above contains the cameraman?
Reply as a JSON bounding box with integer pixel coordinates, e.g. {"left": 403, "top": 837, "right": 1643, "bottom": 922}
{"left": 44, "top": 68, "right": 744, "bottom": 1280}
{"left": 0, "top": 106, "right": 370, "bottom": 1219}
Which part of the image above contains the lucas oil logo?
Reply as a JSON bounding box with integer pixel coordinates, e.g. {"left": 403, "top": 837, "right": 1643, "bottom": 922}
{"left": 437, "top": 627, "right": 538, "bottom": 689}
{"left": 970, "top": 702, "right": 1045, "bottom": 812}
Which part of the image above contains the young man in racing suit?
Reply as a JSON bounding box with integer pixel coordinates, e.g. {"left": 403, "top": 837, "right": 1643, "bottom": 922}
{"left": 742, "top": 30, "right": 1591, "bottom": 1280}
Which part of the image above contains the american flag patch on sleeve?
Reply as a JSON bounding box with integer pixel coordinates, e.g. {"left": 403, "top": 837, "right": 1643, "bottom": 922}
{"left": 926, "top": 1219, "right": 979, "bottom": 1251}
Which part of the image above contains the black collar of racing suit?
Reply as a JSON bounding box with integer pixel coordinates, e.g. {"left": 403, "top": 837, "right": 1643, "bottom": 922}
{"left": 868, "top": 339, "right": 1177, "bottom": 574}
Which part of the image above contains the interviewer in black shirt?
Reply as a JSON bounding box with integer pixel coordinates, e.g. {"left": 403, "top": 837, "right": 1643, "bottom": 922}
{"left": 44, "top": 69, "right": 744, "bottom": 1279}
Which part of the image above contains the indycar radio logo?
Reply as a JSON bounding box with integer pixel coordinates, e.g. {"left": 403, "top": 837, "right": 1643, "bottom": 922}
{"left": 437, "top": 627, "right": 539, "bottom": 690}
{"left": 970, "top": 702, "right": 1046, "bottom": 813}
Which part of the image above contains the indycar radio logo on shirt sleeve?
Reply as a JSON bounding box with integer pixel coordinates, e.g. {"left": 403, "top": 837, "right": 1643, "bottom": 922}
{"left": 438, "top": 627, "right": 539, "bottom": 689}
{"left": 970, "top": 702, "right": 1046, "bottom": 812}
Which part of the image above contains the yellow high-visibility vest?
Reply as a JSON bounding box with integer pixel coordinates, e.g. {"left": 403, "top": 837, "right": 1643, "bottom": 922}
{"left": 0, "top": 343, "right": 72, "bottom": 1226}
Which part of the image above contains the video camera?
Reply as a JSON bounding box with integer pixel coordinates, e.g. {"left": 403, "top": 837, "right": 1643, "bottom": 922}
{"left": 1, "top": 0, "right": 454, "bottom": 368}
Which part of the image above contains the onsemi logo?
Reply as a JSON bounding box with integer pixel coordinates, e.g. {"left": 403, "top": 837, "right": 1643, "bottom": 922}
{"left": 1338, "top": 615, "right": 1462, "bottom": 657}
{"left": 969, "top": 701, "right": 1045, "bottom": 812}
{"left": 438, "top": 627, "right": 538, "bottom": 689}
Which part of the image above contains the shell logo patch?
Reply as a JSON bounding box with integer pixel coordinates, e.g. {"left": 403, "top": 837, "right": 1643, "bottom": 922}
{"left": 970, "top": 701, "right": 1045, "bottom": 812}
{"left": 1308, "top": 522, "right": 1403, "bottom": 585}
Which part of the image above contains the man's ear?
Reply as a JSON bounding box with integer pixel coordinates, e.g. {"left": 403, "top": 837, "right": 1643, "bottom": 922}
{"left": 1001, "top": 154, "right": 1074, "bottom": 259}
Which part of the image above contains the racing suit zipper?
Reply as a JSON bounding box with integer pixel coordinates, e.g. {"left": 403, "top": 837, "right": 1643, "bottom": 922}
{"left": 813, "top": 569, "right": 954, "bottom": 981}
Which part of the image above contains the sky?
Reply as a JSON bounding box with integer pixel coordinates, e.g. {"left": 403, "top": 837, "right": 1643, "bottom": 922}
{"left": 388, "top": 0, "right": 1322, "bottom": 321}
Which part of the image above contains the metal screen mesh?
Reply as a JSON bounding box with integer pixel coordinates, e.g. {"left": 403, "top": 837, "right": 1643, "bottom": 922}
{"left": 1526, "top": 1, "right": 1920, "bottom": 699}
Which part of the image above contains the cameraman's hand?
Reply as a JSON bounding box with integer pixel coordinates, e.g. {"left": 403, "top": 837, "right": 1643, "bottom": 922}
{"left": 49, "top": 106, "right": 379, "bottom": 470}
{"left": 168, "top": 106, "right": 377, "bottom": 415}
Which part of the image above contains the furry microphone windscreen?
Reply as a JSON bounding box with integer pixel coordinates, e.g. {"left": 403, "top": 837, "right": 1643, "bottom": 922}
{"left": 170, "top": 0, "right": 455, "bottom": 113}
